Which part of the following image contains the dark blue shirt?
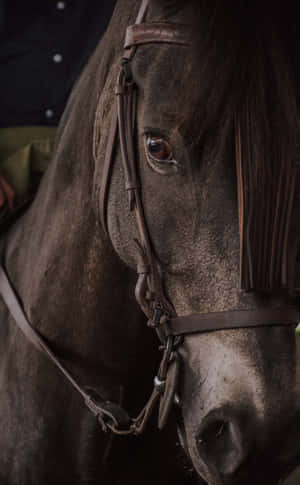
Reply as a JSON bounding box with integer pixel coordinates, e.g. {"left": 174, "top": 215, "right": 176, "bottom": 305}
{"left": 0, "top": 0, "right": 116, "bottom": 126}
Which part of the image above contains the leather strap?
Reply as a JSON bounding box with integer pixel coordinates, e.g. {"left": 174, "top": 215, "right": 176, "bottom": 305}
{"left": 99, "top": 104, "right": 118, "bottom": 234}
{"left": 167, "top": 308, "right": 300, "bottom": 336}
{"left": 99, "top": 5, "right": 191, "bottom": 329}
{"left": 135, "top": 0, "right": 150, "bottom": 25}
{"left": 115, "top": 63, "right": 176, "bottom": 320}
{"left": 0, "top": 258, "right": 176, "bottom": 435}
{"left": 0, "top": 265, "right": 131, "bottom": 432}
{"left": 124, "top": 23, "right": 190, "bottom": 49}
{"left": 99, "top": 0, "right": 150, "bottom": 234}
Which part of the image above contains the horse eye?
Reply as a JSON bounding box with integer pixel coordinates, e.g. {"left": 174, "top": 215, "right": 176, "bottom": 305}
{"left": 145, "top": 135, "right": 175, "bottom": 165}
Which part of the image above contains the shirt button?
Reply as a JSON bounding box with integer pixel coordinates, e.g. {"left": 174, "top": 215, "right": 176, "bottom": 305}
{"left": 53, "top": 53, "right": 63, "bottom": 63}
{"left": 56, "top": 1, "right": 66, "bottom": 9}
{"left": 45, "top": 109, "right": 54, "bottom": 119}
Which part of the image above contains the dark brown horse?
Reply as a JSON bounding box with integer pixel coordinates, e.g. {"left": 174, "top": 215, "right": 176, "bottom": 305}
{"left": 1, "top": 1, "right": 300, "bottom": 484}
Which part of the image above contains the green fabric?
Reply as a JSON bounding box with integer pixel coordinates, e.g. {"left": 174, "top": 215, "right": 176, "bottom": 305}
{"left": 0, "top": 126, "right": 57, "bottom": 198}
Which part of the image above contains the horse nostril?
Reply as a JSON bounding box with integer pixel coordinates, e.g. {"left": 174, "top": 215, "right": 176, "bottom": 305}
{"left": 197, "top": 413, "right": 247, "bottom": 476}
{"left": 197, "top": 419, "right": 229, "bottom": 456}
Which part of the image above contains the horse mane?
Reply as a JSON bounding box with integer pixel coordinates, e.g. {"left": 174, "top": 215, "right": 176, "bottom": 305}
{"left": 164, "top": 0, "right": 300, "bottom": 290}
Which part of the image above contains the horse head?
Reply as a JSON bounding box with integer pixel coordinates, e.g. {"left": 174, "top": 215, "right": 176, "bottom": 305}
{"left": 95, "top": 0, "right": 300, "bottom": 483}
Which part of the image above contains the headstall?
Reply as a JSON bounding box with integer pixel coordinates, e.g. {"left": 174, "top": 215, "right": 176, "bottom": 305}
{"left": 0, "top": 0, "right": 299, "bottom": 436}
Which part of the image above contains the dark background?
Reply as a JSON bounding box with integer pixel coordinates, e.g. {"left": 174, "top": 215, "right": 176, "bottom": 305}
{"left": 0, "top": 0, "right": 116, "bottom": 126}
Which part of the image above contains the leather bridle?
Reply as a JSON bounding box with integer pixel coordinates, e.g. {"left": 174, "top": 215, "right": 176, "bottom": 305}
{"left": 0, "top": 0, "right": 299, "bottom": 436}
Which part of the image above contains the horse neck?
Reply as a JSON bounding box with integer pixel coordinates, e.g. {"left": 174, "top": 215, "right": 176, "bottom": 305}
{"left": 1, "top": 0, "right": 151, "bottom": 386}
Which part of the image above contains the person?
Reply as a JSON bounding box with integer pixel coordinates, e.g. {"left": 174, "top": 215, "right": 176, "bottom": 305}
{"left": 0, "top": 0, "right": 116, "bottom": 215}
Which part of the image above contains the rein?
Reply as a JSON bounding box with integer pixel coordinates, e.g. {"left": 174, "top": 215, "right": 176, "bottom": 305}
{"left": 0, "top": 0, "right": 299, "bottom": 437}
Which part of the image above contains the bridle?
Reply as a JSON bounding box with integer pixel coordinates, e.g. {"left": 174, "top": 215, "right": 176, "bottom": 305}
{"left": 0, "top": 0, "right": 299, "bottom": 437}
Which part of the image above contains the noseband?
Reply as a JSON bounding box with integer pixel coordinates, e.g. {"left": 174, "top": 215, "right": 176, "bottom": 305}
{"left": 0, "top": 0, "right": 299, "bottom": 436}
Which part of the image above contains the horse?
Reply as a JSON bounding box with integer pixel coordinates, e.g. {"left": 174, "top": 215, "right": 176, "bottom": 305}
{"left": 1, "top": 0, "right": 300, "bottom": 484}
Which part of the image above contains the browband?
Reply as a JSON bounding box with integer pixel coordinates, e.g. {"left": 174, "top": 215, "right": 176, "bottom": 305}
{"left": 167, "top": 308, "right": 300, "bottom": 336}
{"left": 124, "top": 23, "right": 191, "bottom": 49}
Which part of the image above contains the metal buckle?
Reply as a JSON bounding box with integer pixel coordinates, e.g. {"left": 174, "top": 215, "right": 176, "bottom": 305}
{"left": 148, "top": 304, "right": 169, "bottom": 328}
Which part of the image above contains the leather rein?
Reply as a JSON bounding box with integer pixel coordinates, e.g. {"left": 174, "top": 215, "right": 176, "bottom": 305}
{"left": 0, "top": 0, "right": 299, "bottom": 436}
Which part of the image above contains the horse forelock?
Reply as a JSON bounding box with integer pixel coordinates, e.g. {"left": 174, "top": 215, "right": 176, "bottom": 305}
{"left": 163, "top": 1, "right": 300, "bottom": 292}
